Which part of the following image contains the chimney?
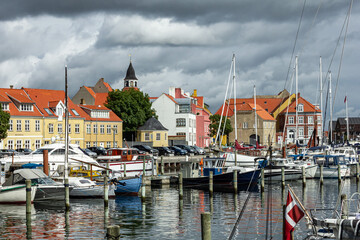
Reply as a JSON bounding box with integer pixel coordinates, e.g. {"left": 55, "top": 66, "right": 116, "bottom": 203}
{"left": 10, "top": 85, "right": 13, "bottom": 89}
{"left": 80, "top": 98, "right": 85, "bottom": 105}
{"left": 193, "top": 89, "right": 197, "bottom": 97}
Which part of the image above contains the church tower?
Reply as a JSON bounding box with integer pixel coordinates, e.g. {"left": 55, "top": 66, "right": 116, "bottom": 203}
{"left": 123, "top": 60, "right": 139, "bottom": 91}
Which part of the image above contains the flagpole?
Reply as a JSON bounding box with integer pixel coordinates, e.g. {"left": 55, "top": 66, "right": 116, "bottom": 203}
{"left": 287, "top": 185, "right": 312, "bottom": 222}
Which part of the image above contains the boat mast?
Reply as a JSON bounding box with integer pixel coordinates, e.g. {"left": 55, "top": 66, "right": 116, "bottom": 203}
{"left": 254, "top": 85, "right": 257, "bottom": 145}
{"left": 233, "top": 53, "right": 237, "bottom": 141}
{"left": 295, "top": 56, "right": 298, "bottom": 143}
{"left": 329, "top": 71, "right": 333, "bottom": 144}
{"left": 319, "top": 57, "right": 323, "bottom": 145}
{"left": 64, "top": 66, "right": 69, "bottom": 180}
{"left": 345, "top": 94, "right": 349, "bottom": 142}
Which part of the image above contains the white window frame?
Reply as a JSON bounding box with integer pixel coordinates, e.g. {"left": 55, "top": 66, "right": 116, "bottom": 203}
{"left": 75, "top": 124, "right": 80, "bottom": 134}
{"left": 35, "top": 120, "right": 40, "bottom": 132}
{"left": 107, "top": 125, "right": 111, "bottom": 134}
{"left": 25, "top": 120, "right": 30, "bottom": 131}
{"left": 8, "top": 140, "right": 14, "bottom": 149}
{"left": 16, "top": 120, "right": 22, "bottom": 131}
{"left": 35, "top": 140, "right": 41, "bottom": 149}
{"left": 288, "top": 117, "right": 294, "bottom": 124}
{"left": 93, "top": 124, "right": 98, "bottom": 134}
{"left": 145, "top": 133, "right": 150, "bottom": 141}
{"left": 49, "top": 123, "right": 54, "bottom": 134}
{"left": 58, "top": 123, "right": 63, "bottom": 134}
{"left": 308, "top": 116, "right": 314, "bottom": 124}
{"left": 16, "top": 140, "right": 22, "bottom": 149}
{"left": 297, "top": 104, "right": 304, "bottom": 112}
{"left": 100, "top": 125, "right": 105, "bottom": 134}
{"left": 298, "top": 116, "right": 304, "bottom": 124}
{"left": 24, "top": 140, "right": 30, "bottom": 149}
{"left": 86, "top": 124, "right": 91, "bottom": 134}
{"left": 298, "top": 127, "right": 304, "bottom": 137}
{"left": 156, "top": 133, "right": 161, "bottom": 141}
{"left": 9, "top": 119, "right": 13, "bottom": 131}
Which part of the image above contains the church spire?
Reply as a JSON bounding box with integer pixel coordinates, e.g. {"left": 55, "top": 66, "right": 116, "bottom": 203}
{"left": 123, "top": 59, "right": 139, "bottom": 90}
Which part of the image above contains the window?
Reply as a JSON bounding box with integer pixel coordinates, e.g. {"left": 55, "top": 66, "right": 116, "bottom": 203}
{"left": 86, "top": 142, "right": 91, "bottom": 148}
{"left": 49, "top": 123, "right": 54, "bottom": 133}
{"left": 298, "top": 116, "right": 304, "bottom": 124}
{"left": 71, "top": 109, "right": 80, "bottom": 116}
{"left": 113, "top": 125, "right": 118, "bottom": 134}
{"left": 179, "top": 104, "right": 190, "bottom": 113}
{"left": 145, "top": 133, "right": 150, "bottom": 141}
{"left": 176, "top": 118, "right": 186, "bottom": 127}
{"left": 35, "top": 140, "right": 41, "bottom": 149}
{"left": 242, "top": 122, "right": 248, "bottom": 129}
{"left": 20, "top": 104, "right": 33, "bottom": 111}
{"left": 35, "top": 120, "right": 40, "bottom": 131}
{"left": 9, "top": 120, "right": 13, "bottom": 131}
{"left": 177, "top": 132, "right": 186, "bottom": 136}
{"left": 25, "top": 120, "right": 30, "bottom": 131}
{"left": 58, "top": 123, "right": 63, "bottom": 133}
{"left": 308, "top": 127, "right": 314, "bottom": 137}
{"left": 189, "top": 133, "right": 192, "bottom": 141}
{"left": 75, "top": 141, "right": 80, "bottom": 145}
{"left": 288, "top": 130, "right": 295, "bottom": 140}
{"left": 297, "top": 104, "right": 304, "bottom": 112}
{"left": 24, "top": 140, "right": 30, "bottom": 149}
{"left": 298, "top": 128, "right": 304, "bottom": 137}
{"left": 165, "top": 133, "right": 167, "bottom": 140}
{"left": 114, "top": 141, "right": 117, "bottom": 148}
{"left": 189, "top": 119, "right": 192, "bottom": 127}
{"left": 44, "top": 108, "right": 54, "bottom": 115}
{"left": 156, "top": 133, "right": 161, "bottom": 141}
{"left": 93, "top": 142, "right": 97, "bottom": 147}
{"left": 16, "top": 120, "right": 21, "bottom": 131}
{"left": 68, "top": 124, "right": 71, "bottom": 134}
{"left": 308, "top": 116, "right": 314, "bottom": 124}
{"left": 93, "top": 124, "right": 98, "bottom": 134}
{"left": 100, "top": 125, "right": 105, "bottom": 134}
{"left": 1, "top": 103, "right": 9, "bottom": 111}
{"left": 86, "top": 124, "right": 91, "bottom": 134}
{"left": 317, "top": 116, "right": 321, "bottom": 122}
{"left": 288, "top": 117, "right": 294, "bottom": 124}
{"left": 107, "top": 141, "right": 111, "bottom": 148}
{"left": 75, "top": 124, "right": 80, "bottom": 133}
{"left": 107, "top": 125, "right": 111, "bottom": 134}
{"left": 8, "top": 140, "right": 13, "bottom": 149}
{"left": 16, "top": 140, "right": 22, "bottom": 149}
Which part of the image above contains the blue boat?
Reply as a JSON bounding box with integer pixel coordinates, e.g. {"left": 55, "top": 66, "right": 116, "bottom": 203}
{"left": 113, "top": 175, "right": 142, "bottom": 196}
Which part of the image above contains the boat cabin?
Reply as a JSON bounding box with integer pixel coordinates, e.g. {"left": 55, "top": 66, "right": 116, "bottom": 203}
{"left": 180, "top": 161, "right": 200, "bottom": 178}
{"left": 313, "top": 155, "right": 347, "bottom": 167}
{"left": 202, "top": 157, "right": 226, "bottom": 176}
{"left": 104, "top": 148, "right": 139, "bottom": 161}
{"left": 0, "top": 160, "right": 5, "bottom": 185}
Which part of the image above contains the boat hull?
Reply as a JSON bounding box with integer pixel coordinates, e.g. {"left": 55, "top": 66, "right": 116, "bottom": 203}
{"left": 264, "top": 168, "right": 302, "bottom": 181}
{"left": 314, "top": 166, "right": 349, "bottom": 179}
{"left": 0, "top": 185, "right": 37, "bottom": 204}
{"left": 114, "top": 176, "right": 142, "bottom": 196}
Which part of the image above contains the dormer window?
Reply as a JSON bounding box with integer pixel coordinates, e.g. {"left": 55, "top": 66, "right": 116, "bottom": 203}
{"left": 297, "top": 104, "right": 304, "bottom": 112}
{"left": 91, "top": 110, "right": 109, "bottom": 119}
{"left": 1, "top": 103, "right": 9, "bottom": 111}
{"left": 71, "top": 109, "right": 80, "bottom": 116}
{"left": 44, "top": 108, "right": 54, "bottom": 116}
{"left": 20, "top": 103, "right": 33, "bottom": 111}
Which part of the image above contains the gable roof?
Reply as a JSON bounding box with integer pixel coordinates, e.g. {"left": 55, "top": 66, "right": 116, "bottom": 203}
{"left": 0, "top": 88, "right": 42, "bottom": 117}
{"left": 248, "top": 103, "right": 275, "bottom": 121}
{"left": 138, "top": 117, "right": 168, "bottom": 131}
{"left": 279, "top": 96, "right": 321, "bottom": 114}
{"left": 94, "top": 92, "right": 109, "bottom": 106}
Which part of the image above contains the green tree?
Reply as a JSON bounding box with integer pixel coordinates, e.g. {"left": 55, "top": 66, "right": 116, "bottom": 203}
{"left": 0, "top": 108, "right": 10, "bottom": 140}
{"left": 105, "top": 89, "right": 156, "bottom": 133}
{"left": 209, "top": 114, "right": 233, "bottom": 138}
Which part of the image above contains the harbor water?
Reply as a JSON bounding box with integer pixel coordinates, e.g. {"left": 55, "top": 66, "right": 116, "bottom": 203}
{"left": 0, "top": 178, "right": 359, "bottom": 239}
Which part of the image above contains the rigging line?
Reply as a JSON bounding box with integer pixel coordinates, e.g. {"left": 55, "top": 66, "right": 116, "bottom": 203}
{"left": 228, "top": 192, "right": 252, "bottom": 240}
{"left": 321, "top": 0, "right": 352, "bottom": 105}
{"left": 221, "top": 79, "right": 234, "bottom": 144}
{"left": 332, "top": 0, "right": 353, "bottom": 110}
{"left": 215, "top": 57, "right": 234, "bottom": 147}
{"left": 283, "top": 0, "right": 307, "bottom": 91}
{"left": 281, "top": 68, "right": 295, "bottom": 149}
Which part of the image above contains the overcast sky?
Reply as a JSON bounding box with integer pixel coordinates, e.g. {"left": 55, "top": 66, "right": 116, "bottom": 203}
{"left": 0, "top": 0, "right": 358, "bottom": 125}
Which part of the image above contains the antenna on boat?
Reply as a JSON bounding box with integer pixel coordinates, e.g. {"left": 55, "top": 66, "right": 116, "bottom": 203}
{"left": 64, "top": 65, "right": 70, "bottom": 210}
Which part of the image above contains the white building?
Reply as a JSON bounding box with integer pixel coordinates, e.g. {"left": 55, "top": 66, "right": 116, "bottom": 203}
{"left": 151, "top": 91, "right": 197, "bottom": 146}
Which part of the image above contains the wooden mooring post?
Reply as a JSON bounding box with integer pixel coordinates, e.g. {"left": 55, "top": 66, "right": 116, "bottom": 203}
{"left": 26, "top": 179, "right": 32, "bottom": 214}
{"left": 179, "top": 172, "right": 183, "bottom": 200}
{"left": 201, "top": 212, "right": 211, "bottom": 240}
{"left": 209, "top": 171, "right": 213, "bottom": 197}
{"left": 281, "top": 167, "right": 285, "bottom": 189}
{"left": 106, "top": 225, "right": 120, "bottom": 240}
{"left": 338, "top": 164, "right": 341, "bottom": 184}
{"left": 320, "top": 165, "right": 324, "bottom": 186}
{"left": 302, "top": 166, "right": 306, "bottom": 188}
{"left": 233, "top": 170, "right": 238, "bottom": 193}
{"left": 161, "top": 157, "right": 164, "bottom": 175}
{"left": 357, "top": 163, "right": 360, "bottom": 182}
{"left": 104, "top": 176, "right": 109, "bottom": 208}
{"left": 65, "top": 178, "right": 70, "bottom": 211}
{"left": 260, "top": 168, "right": 265, "bottom": 192}
{"left": 341, "top": 194, "right": 348, "bottom": 219}
{"left": 124, "top": 163, "right": 127, "bottom": 177}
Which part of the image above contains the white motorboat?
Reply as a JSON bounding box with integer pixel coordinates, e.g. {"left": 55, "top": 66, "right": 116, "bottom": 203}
{"left": 0, "top": 184, "right": 37, "bottom": 204}
{"left": 1, "top": 143, "right": 100, "bottom": 176}
{"left": 68, "top": 177, "right": 115, "bottom": 198}
{"left": 313, "top": 155, "right": 350, "bottom": 178}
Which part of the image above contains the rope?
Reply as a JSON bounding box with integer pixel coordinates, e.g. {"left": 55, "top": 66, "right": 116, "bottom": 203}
{"left": 228, "top": 192, "right": 252, "bottom": 240}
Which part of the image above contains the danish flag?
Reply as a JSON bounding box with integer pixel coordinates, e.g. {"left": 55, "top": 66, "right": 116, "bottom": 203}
{"left": 284, "top": 190, "right": 304, "bottom": 240}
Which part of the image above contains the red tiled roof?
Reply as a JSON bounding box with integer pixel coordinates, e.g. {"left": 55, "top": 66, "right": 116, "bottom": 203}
{"left": 280, "top": 96, "right": 321, "bottom": 114}
{"left": 79, "top": 105, "right": 122, "bottom": 122}
{"left": 214, "top": 102, "right": 234, "bottom": 117}
{"left": 248, "top": 103, "right": 275, "bottom": 121}
{"left": 0, "top": 88, "right": 42, "bottom": 117}
{"left": 84, "top": 86, "right": 96, "bottom": 98}
{"left": 94, "top": 92, "right": 109, "bottom": 106}
{"left": 164, "top": 94, "right": 178, "bottom": 104}
{"left": 229, "top": 98, "right": 283, "bottom": 114}
{"left": 102, "top": 81, "right": 113, "bottom": 92}
{"left": 23, "top": 88, "right": 85, "bottom": 118}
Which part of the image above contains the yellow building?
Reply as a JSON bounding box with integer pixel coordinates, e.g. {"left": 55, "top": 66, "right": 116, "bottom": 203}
{"left": 0, "top": 87, "right": 122, "bottom": 150}
{"left": 137, "top": 117, "right": 168, "bottom": 147}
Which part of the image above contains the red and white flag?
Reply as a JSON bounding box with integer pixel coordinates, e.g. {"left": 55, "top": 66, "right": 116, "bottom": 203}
{"left": 284, "top": 190, "right": 304, "bottom": 240}
{"left": 344, "top": 96, "right": 347, "bottom": 103}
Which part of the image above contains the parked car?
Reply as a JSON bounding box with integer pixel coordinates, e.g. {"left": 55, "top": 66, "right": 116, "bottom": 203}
{"left": 81, "top": 148, "right": 97, "bottom": 158}
{"left": 153, "top": 146, "right": 174, "bottom": 156}
{"left": 191, "top": 146, "right": 205, "bottom": 155}
{"left": 87, "top": 146, "right": 107, "bottom": 156}
{"left": 0, "top": 149, "right": 18, "bottom": 158}
{"left": 132, "top": 145, "right": 159, "bottom": 156}
{"left": 175, "top": 145, "right": 196, "bottom": 155}
{"left": 16, "top": 148, "right": 33, "bottom": 155}
{"left": 168, "top": 146, "right": 187, "bottom": 156}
